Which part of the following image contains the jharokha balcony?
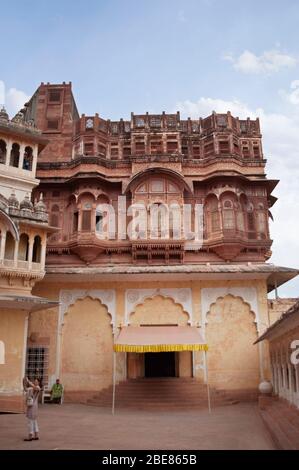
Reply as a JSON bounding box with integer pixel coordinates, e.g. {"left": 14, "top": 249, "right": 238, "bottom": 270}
{"left": 46, "top": 220, "right": 272, "bottom": 265}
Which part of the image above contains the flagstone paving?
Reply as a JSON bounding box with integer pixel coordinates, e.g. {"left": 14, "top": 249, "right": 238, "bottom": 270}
{"left": 0, "top": 402, "right": 275, "bottom": 450}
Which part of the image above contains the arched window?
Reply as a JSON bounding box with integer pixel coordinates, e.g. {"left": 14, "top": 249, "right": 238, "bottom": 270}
{"left": 73, "top": 211, "right": 79, "bottom": 232}
{"left": 95, "top": 209, "right": 103, "bottom": 233}
{"left": 236, "top": 203, "right": 245, "bottom": 232}
{"left": 10, "top": 143, "right": 20, "bottom": 167}
{"left": 81, "top": 203, "right": 92, "bottom": 230}
{"left": 23, "top": 146, "right": 33, "bottom": 171}
{"left": 4, "top": 232, "right": 15, "bottom": 259}
{"left": 32, "top": 235, "right": 42, "bottom": 263}
{"left": 256, "top": 203, "right": 267, "bottom": 238}
{"left": 239, "top": 194, "right": 249, "bottom": 233}
{"left": 149, "top": 202, "right": 169, "bottom": 238}
{"left": 222, "top": 199, "right": 235, "bottom": 229}
{"left": 246, "top": 203, "right": 256, "bottom": 237}
{"left": 0, "top": 340, "right": 5, "bottom": 364}
{"left": 18, "top": 233, "right": 29, "bottom": 261}
{"left": 0, "top": 140, "right": 7, "bottom": 164}
{"left": 205, "top": 196, "right": 220, "bottom": 236}
{"left": 95, "top": 195, "right": 110, "bottom": 237}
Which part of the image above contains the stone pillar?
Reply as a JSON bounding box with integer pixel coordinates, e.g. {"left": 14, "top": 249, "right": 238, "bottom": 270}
{"left": 0, "top": 230, "right": 6, "bottom": 261}
{"left": 162, "top": 133, "right": 167, "bottom": 154}
{"left": 228, "top": 134, "right": 234, "bottom": 154}
{"left": 78, "top": 206, "right": 82, "bottom": 231}
{"left": 119, "top": 137, "right": 124, "bottom": 160}
{"left": 282, "top": 364, "right": 287, "bottom": 398}
{"left": 288, "top": 363, "right": 293, "bottom": 403}
{"left": 295, "top": 366, "right": 299, "bottom": 407}
{"left": 55, "top": 324, "right": 63, "bottom": 379}
{"left": 91, "top": 204, "right": 96, "bottom": 232}
{"left": 13, "top": 239, "right": 19, "bottom": 268}
{"left": 145, "top": 134, "right": 150, "bottom": 155}
{"left": 19, "top": 143, "right": 25, "bottom": 169}
{"left": 214, "top": 134, "right": 220, "bottom": 155}
{"left": 32, "top": 145, "right": 38, "bottom": 175}
{"left": 21, "top": 315, "right": 29, "bottom": 389}
{"left": 28, "top": 235, "right": 34, "bottom": 270}
{"left": 106, "top": 141, "right": 111, "bottom": 160}
{"left": 40, "top": 239, "right": 47, "bottom": 269}
{"left": 5, "top": 139, "right": 12, "bottom": 166}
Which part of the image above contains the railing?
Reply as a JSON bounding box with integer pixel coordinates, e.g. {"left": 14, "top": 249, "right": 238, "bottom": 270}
{"left": 3, "top": 259, "right": 14, "bottom": 268}
{"left": 17, "top": 260, "right": 28, "bottom": 269}
{"left": 31, "top": 262, "right": 42, "bottom": 272}
{"left": 0, "top": 259, "right": 43, "bottom": 273}
{"left": 36, "top": 153, "right": 266, "bottom": 171}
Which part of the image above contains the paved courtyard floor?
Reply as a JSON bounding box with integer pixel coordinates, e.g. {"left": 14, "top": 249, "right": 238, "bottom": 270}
{"left": 0, "top": 402, "right": 275, "bottom": 450}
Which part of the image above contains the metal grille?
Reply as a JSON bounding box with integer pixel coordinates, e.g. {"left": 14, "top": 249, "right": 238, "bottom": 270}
{"left": 26, "top": 347, "right": 49, "bottom": 388}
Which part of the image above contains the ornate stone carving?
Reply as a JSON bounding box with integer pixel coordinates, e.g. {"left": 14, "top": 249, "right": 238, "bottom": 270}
{"left": 59, "top": 289, "right": 116, "bottom": 329}
{"left": 201, "top": 287, "right": 261, "bottom": 335}
{"left": 125, "top": 288, "right": 193, "bottom": 325}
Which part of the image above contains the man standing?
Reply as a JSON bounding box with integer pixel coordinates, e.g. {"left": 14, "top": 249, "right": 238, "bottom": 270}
{"left": 51, "top": 378, "right": 64, "bottom": 404}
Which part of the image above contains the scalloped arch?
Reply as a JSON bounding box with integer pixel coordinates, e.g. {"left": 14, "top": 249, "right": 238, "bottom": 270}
{"left": 207, "top": 294, "right": 256, "bottom": 323}
{"left": 59, "top": 289, "right": 116, "bottom": 329}
{"left": 201, "top": 286, "right": 261, "bottom": 335}
{"left": 125, "top": 288, "right": 193, "bottom": 325}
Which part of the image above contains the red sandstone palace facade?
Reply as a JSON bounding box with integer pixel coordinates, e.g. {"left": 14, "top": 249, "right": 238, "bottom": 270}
{"left": 26, "top": 82, "right": 275, "bottom": 265}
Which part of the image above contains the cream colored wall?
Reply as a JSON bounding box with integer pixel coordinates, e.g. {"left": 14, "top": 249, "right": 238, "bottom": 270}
{"left": 268, "top": 324, "right": 299, "bottom": 408}
{"left": 31, "top": 277, "right": 270, "bottom": 393}
{"left": 0, "top": 309, "right": 27, "bottom": 393}
{"left": 28, "top": 284, "right": 59, "bottom": 384}
{"left": 206, "top": 295, "right": 259, "bottom": 389}
{"left": 27, "top": 307, "right": 58, "bottom": 384}
{"left": 60, "top": 296, "right": 113, "bottom": 391}
{"left": 268, "top": 299, "right": 298, "bottom": 325}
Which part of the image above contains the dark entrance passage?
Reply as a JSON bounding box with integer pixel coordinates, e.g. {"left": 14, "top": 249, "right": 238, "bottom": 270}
{"left": 144, "top": 352, "right": 176, "bottom": 377}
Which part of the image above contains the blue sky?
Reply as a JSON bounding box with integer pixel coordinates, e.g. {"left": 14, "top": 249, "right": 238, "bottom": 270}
{"left": 1, "top": 0, "right": 299, "bottom": 296}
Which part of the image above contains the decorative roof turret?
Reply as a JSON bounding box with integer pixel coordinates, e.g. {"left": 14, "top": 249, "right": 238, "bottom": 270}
{"left": 8, "top": 191, "right": 19, "bottom": 209}
{"left": 0, "top": 106, "right": 9, "bottom": 122}
{"left": 34, "top": 193, "right": 47, "bottom": 213}
{"left": 20, "top": 193, "right": 33, "bottom": 212}
{"left": 12, "top": 110, "right": 25, "bottom": 124}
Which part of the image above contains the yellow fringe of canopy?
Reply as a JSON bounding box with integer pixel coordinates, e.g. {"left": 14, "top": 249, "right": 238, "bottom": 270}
{"left": 114, "top": 344, "right": 208, "bottom": 353}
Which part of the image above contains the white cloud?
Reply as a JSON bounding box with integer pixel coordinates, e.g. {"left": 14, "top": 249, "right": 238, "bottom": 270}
{"left": 176, "top": 97, "right": 255, "bottom": 119}
{"left": 224, "top": 49, "right": 298, "bottom": 74}
{"left": 280, "top": 79, "right": 299, "bottom": 105}
{"left": 178, "top": 10, "right": 187, "bottom": 23}
{"left": 176, "top": 96, "right": 299, "bottom": 296}
{"left": 0, "top": 80, "right": 30, "bottom": 117}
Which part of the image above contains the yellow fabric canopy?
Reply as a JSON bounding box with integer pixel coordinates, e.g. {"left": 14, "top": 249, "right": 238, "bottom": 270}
{"left": 114, "top": 326, "right": 208, "bottom": 353}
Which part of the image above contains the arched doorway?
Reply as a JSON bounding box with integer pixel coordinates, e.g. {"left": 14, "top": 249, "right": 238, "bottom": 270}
{"left": 128, "top": 295, "right": 191, "bottom": 379}
{"left": 61, "top": 296, "right": 113, "bottom": 392}
{"left": 206, "top": 294, "right": 259, "bottom": 390}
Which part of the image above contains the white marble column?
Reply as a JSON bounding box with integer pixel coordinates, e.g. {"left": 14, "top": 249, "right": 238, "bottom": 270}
{"left": 28, "top": 236, "right": 34, "bottom": 270}
{"left": 5, "top": 139, "right": 12, "bottom": 166}
{"left": 32, "top": 145, "right": 38, "bottom": 175}
{"left": 0, "top": 230, "right": 6, "bottom": 261}
{"left": 19, "top": 143, "right": 25, "bottom": 169}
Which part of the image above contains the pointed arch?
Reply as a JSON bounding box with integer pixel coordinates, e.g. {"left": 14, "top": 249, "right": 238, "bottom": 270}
{"left": 125, "top": 288, "right": 193, "bottom": 325}
{"left": 201, "top": 286, "right": 260, "bottom": 334}
{"left": 59, "top": 289, "right": 116, "bottom": 329}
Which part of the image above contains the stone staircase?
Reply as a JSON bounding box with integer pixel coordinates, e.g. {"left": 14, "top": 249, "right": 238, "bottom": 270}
{"left": 86, "top": 378, "right": 253, "bottom": 410}
{"left": 259, "top": 398, "right": 299, "bottom": 450}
